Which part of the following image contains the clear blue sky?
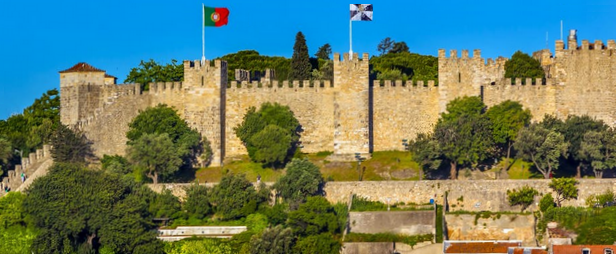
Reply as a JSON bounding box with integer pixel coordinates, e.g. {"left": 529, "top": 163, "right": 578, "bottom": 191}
{"left": 1, "top": 1, "right": 615, "bottom": 120}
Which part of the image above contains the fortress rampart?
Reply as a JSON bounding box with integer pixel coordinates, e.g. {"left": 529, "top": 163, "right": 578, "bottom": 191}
{"left": 60, "top": 38, "right": 616, "bottom": 164}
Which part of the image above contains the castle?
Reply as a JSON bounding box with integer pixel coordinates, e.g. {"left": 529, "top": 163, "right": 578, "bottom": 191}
{"left": 59, "top": 36, "right": 616, "bottom": 166}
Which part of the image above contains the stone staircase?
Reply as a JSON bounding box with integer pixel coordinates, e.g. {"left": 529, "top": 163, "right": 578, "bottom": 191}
{"left": 1, "top": 145, "right": 53, "bottom": 196}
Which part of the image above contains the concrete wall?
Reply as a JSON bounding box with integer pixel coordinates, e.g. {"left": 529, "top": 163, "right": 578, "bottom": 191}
{"left": 445, "top": 214, "right": 535, "bottom": 246}
{"left": 349, "top": 211, "right": 434, "bottom": 235}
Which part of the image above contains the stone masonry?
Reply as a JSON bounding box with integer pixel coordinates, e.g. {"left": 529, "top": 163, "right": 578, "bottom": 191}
{"left": 60, "top": 37, "right": 616, "bottom": 164}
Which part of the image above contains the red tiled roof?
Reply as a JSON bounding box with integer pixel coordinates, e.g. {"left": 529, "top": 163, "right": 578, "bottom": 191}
{"left": 512, "top": 248, "right": 548, "bottom": 254}
{"left": 445, "top": 242, "right": 521, "bottom": 253}
{"left": 553, "top": 245, "right": 616, "bottom": 254}
{"left": 59, "top": 62, "right": 105, "bottom": 73}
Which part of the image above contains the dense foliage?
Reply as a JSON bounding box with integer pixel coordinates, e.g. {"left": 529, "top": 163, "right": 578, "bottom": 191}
{"left": 514, "top": 122, "right": 569, "bottom": 179}
{"left": 217, "top": 50, "right": 292, "bottom": 83}
{"left": 0, "top": 89, "right": 59, "bottom": 164}
{"left": 560, "top": 115, "right": 608, "bottom": 178}
{"left": 370, "top": 51, "right": 438, "bottom": 82}
{"left": 50, "top": 123, "right": 94, "bottom": 164}
{"left": 507, "top": 186, "right": 539, "bottom": 212}
{"left": 249, "top": 225, "right": 295, "bottom": 254}
{"left": 504, "top": 51, "right": 545, "bottom": 80}
{"left": 209, "top": 174, "right": 265, "bottom": 220}
{"left": 234, "top": 102, "right": 300, "bottom": 167}
{"left": 125, "top": 59, "right": 183, "bottom": 91}
{"left": 23, "top": 163, "right": 163, "bottom": 254}
{"left": 485, "top": 100, "right": 532, "bottom": 168}
{"left": 549, "top": 178, "right": 579, "bottom": 207}
{"left": 291, "top": 31, "right": 312, "bottom": 81}
{"left": 273, "top": 158, "right": 324, "bottom": 207}
{"left": 287, "top": 196, "right": 339, "bottom": 236}
{"left": 315, "top": 43, "right": 332, "bottom": 60}
{"left": 126, "top": 104, "right": 209, "bottom": 182}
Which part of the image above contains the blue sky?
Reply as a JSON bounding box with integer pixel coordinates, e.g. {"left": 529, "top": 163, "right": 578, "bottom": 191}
{"left": 1, "top": 1, "right": 615, "bottom": 120}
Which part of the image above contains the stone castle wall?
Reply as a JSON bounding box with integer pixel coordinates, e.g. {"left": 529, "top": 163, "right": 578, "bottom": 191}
{"left": 60, "top": 37, "right": 616, "bottom": 163}
{"left": 372, "top": 80, "right": 440, "bottom": 150}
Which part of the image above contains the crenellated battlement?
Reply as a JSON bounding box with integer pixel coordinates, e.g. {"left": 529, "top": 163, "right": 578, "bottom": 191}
{"left": 374, "top": 80, "right": 437, "bottom": 88}
{"left": 228, "top": 80, "right": 333, "bottom": 90}
{"left": 556, "top": 39, "right": 616, "bottom": 51}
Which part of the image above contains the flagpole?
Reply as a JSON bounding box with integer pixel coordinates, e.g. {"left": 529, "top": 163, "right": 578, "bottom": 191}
{"left": 202, "top": 3, "right": 206, "bottom": 63}
{"left": 349, "top": 18, "right": 353, "bottom": 60}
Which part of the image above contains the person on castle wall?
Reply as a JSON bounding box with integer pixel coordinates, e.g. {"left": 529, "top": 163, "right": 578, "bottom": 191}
{"left": 21, "top": 172, "right": 25, "bottom": 183}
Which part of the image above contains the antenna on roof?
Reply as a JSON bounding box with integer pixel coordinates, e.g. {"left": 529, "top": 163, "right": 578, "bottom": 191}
{"left": 560, "top": 20, "right": 563, "bottom": 41}
{"left": 546, "top": 32, "right": 549, "bottom": 49}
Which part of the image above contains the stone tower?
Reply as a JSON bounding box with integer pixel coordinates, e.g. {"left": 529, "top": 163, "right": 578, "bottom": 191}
{"left": 332, "top": 52, "right": 370, "bottom": 157}
{"left": 180, "top": 60, "right": 227, "bottom": 166}
{"left": 59, "top": 62, "right": 107, "bottom": 126}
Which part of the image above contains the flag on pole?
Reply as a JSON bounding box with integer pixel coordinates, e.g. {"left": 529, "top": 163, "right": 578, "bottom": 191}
{"left": 204, "top": 6, "right": 229, "bottom": 27}
{"left": 350, "top": 4, "right": 373, "bottom": 21}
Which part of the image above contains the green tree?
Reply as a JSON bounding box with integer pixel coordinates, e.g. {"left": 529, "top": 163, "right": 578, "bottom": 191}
{"left": 209, "top": 174, "right": 261, "bottom": 220}
{"left": 561, "top": 115, "right": 609, "bottom": 178}
{"left": 486, "top": 100, "right": 532, "bottom": 169}
{"left": 586, "top": 190, "right": 615, "bottom": 208}
{"left": 409, "top": 133, "right": 442, "bottom": 172}
{"left": 287, "top": 196, "right": 339, "bottom": 236}
{"left": 50, "top": 123, "right": 94, "bottom": 164}
{"left": 291, "top": 31, "right": 311, "bottom": 80}
{"left": 548, "top": 178, "right": 578, "bottom": 207}
{"left": 24, "top": 163, "right": 162, "bottom": 254}
{"left": 0, "top": 137, "right": 12, "bottom": 175}
{"left": 434, "top": 96, "right": 494, "bottom": 179}
{"left": 507, "top": 186, "right": 539, "bottom": 212}
{"left": 311, "top": 59, "right": 333, "bottom": 81}
{"left": 274, "top": 158, "right": 324, "bottom": 207}
{"left": 377, "top": 37, "right": 394, "bottom": 56}
{"left": 101, "top": 154, "right": 131, "bottom": 175}
{"left": 294, "top": 233, "right": 341, "bottom": 254}
{"left": 127, "top": 104, "right": 204, "bottom": 168}
{"left": 539, "top": 193, "right": 555, "bottom": 213}
{"left": 234, "top": 102, "right": 300, "bottom": 167}
{"left": 504, "top": 51, "right": 545, "bottom": 80}
{"left": 217, "top": 50, "right": 292, "bottom": 82}
{"left": 370, "top": 52, "right": 438, "bottom": 82}
{"left": 165, "top": 238, "right": 234, "bottom": 254}
{"left": 125, "top": 59, "right": 183, "bottom": 91}
{"left": 0, "top": 192, "right": 37, "bottom": 254}
{"left": 127, "top": 133, "right": 183, "bottom": 184}
{"left": 315, "top": 43, "right": 332, "bottom": 60}
{"left": 250, "top": 125, "right": 292, "bottom": 166}
{"left": 576, "top": 207, "right": 616, "bottom": 244}
{"left": 249, "top": 225, "right": 295, "bottom": 254}
{"left": 580, "top": 128, "right": 616, "bottom": 178}
{"left": 514, "top": 123, "right": 569, "bottom": 179}
{"left": 183, "top": 183, "right": 212, "bottom": 220}
{"left": 389, "top": 41, "right": 410, "bottom": 54}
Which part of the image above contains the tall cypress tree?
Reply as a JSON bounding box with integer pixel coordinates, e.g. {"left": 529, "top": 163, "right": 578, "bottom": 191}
{"left": 291, "top": 31, "right": 311, "bottom": 80}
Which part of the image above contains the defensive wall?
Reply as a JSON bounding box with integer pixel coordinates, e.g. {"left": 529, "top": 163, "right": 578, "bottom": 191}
{"left": 150, "top": 178, "right": 616, "bottom": 212}
{"left": 348, "top": 210, "right": 435, "bottom": 235}
{"left": 60, "top": 37, "right": 616, "bottom": 164}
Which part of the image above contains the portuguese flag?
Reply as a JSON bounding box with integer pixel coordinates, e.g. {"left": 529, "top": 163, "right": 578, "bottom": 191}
{"left": 204, "top": 6, "right": 229, "bottom": 27}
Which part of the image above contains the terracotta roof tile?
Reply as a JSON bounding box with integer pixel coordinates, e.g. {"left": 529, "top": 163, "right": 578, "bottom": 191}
{"left": 445, "top": 242, "right": 520, "bottom": 253}
{"left": 511, "top": 247, "right": 548, "bottom": 254}
{"left": 59, "top": 62, "right": 105, "bottom": 73}
{"left": 553, "top": 245, "right": 616, "bottom": 254}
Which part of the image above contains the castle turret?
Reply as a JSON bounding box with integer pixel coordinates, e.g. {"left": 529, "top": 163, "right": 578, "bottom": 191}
{"left": 332, "top": 52, "right": 370, "bottom": 156}
{"left": 59, "top": 62, "right": 107, "bottom": 126}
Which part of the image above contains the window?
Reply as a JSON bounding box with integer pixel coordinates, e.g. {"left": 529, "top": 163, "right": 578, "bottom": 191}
{"left": 582, "top": 248, "right": 590, "bottom": 254}
{"left": 605, "top": 248, "right": 614, "bottom": 254}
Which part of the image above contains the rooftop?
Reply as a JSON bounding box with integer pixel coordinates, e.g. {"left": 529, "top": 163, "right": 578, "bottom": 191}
{"left": 553, "top": 245, "right": 616, "bottom": 254}
{"left": 444, "top": 241, "right": 522, "bottom": 253}
{"left": 59, "top": 62, "right": 105, "bottom": 73}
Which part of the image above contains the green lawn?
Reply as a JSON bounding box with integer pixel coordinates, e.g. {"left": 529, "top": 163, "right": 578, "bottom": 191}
{"left": 194, "top": 151, "right": 422, "bottom": 183}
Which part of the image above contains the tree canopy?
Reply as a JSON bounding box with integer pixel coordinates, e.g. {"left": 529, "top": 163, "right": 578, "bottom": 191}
{"left": 507, "top": 186, "right": 539, "bottom": 212}
{"left": 504, "top": 51, "right": 545, "bottom": 80}
{"left": 50, "top": 123, "right": 94, "bottom": 164}
{"left": 124, "top": 59, "right": 183, "bottom": 91}
{"left": 209, "top": 174, "right": 263, "bottom": 220}
{"left": 315, "top": 43, "right": 332, "bottom": 60}
{"left": 127, "top": 133, "right": 183, "bottom": 184}
{"left": 485, "top": 100, "right": 532, "bottom": 168}
{"left": 217, "top": 50, "right": 292, "bottom": 82}
{"left": 287, "top": 196, "right": 339, "bottom": 236}
{"left": 370, "top": 51, "right": 438, "bottom": 82}
{"left": 514, "top": 122, "right": 569, "bottom": 179}
{"left": 234, "top": 102, "right": 300, "bottom": 167}
{"left": 23, "top": 163, "right": 163, "bottom": 254}
{"left": 434, "top": 96, "right": 493, "bottom": 179}
{"left": 560, "top": 115, "right": 608, "bottom": 178}
{"left": 127, "top": 104, "right": 207, "bottom": 169}
{"left": 580, "top": 128, "right": 616, "bottom": 178}
{"left": 274, "top": 158, "right": 324, "bottom": 207}
{"left": 549, "top": 178, "right": 578, "bottom": 207}
{"left": 291, "top": 32, "right": 312, "bottom": 81}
